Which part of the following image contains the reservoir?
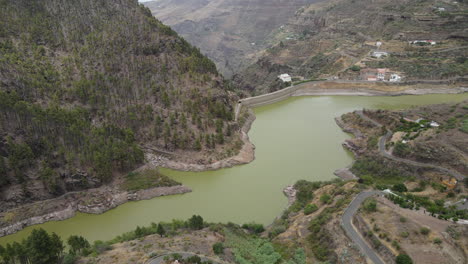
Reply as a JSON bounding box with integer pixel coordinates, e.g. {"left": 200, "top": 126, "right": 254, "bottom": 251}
{"left": 1, "top": 94, "right": 467, "bottom": 245}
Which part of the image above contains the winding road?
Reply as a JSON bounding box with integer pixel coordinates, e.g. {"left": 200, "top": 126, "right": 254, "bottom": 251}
{"left": 342, "top": 191, "right": 385, "bottom": 264}
{"left": 355, "top": 111, "right": 466, "bottom": 181}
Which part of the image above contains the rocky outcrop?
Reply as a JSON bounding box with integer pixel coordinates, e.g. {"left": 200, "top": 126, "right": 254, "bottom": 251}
{"left": 0, "top": 185, "right": 191, "bottom": 237}
{"left": 149, "top": 109, "right": 257, "bottom": 172}
{"left": 283, "top": 185, "right": 297, "bottom": 206}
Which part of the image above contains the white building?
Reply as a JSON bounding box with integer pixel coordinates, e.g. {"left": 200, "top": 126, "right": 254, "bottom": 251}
{"left": 372, "top": 51, "right": 389, "bottom": 58}
{"left": 278, "top": 73, "right": 292, "bottom": 82}
{"left": 411, "top": 40, "right": 437, "bottom": 45}
{"left": 389, "top": 74, "right": 402, "bottom": 82}
{"left": 376, "top": 41, "right": 383, "bottom": 48}
{"left": 430, "top": 121, "right": 440, "bottom": 127}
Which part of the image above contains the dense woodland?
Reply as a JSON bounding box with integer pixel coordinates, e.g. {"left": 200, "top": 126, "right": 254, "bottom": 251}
{"left": 0, "top": 0, "right": 237, "bottom": 206}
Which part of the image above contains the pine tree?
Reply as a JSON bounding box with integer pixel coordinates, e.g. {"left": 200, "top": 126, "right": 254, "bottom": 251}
{"left": 156, "top": 223, "right": 165, "bottom": 237}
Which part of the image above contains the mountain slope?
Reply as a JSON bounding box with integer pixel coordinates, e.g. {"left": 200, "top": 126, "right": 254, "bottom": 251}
{"left": 0, "top": 0, "right": 238, "bottom": 208}
{"left": 234, "top": 0, "right": 468, "bottom": 94}
{"left": 144, "top": 0, "right": 322, "bottom": 77}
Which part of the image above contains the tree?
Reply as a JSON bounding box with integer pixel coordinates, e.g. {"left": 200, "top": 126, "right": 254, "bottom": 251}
{"left": 396, "top": 254, "right": 413, "bottom": 264}
{"left": 212, "top": 242, "right": 224, "bottom": 255}
{"left": 194, "top": 138, "right": 202, "bottom": 151}
{"left": 392, "top": 183, "right": 408, "bottom": 193}
{"left": 320, "top": 193, "right": 331, "bottom": 204}
{"left": 188, "top": 215, "right": 204, "bottom": 230}
{"left": 304, "top": 204, "right": 318, "bottom": 215}
{"left": 156, "top": 223, "right": 166, "bottom": 237}
{"left": 0, "top": 157, "right": 8, "bottom": 187}
{"left": 363, "top": 198, "right": 377, "bottom": 212}
{"left": 67, "top": 235, "right": 90, "bottom": 255}
{"left": 25, "top": 228, "right": 64, "bottom": 264}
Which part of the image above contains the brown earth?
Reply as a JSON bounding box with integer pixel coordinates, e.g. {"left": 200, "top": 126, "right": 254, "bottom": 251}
{"left": 77, "top": 228, "right": 226, "bottom": 264}
{"left": 359, "top": 197, "right": 467, "bottom": 264}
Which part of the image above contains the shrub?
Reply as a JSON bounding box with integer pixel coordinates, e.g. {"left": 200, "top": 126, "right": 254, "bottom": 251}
{"left": 433, "top": 238, "right": 442, "bottom": 244}
{"left": 420, "top": 227, "right": 430, "bottom": 235}
{"left": 396, "top": 254, "right": 413, "bottom": 264}
{"left": 399, "top": 217, "right": 407, "bottom": 223}
{"left": 394, "top": 142, "right": 411, "bottom": 157}
{"left": 188, "top": 215, "right": 204, "bottom": 230}
{"left": 320, "top": 193, "right": 332, "bottom": 204}
{"left": 212, "top": 242, "right": 224, "bottom": 255}
{"left": 304, "top": 204, "right": 319, "bottom": 215}
{"left": 392, "top": 183, "right": 408, "bottom": 193}
{"left": 241, "top": 223, "right": 265, "bottom": 234}
{"left": 349, "top": 65, "right": 361, "bottom": 72}
{"left": 63, "top": 254, "right": 78, "bottom": 264}
{"left": 363, "top": 198, "right": 377, "bottom": 212}
{"left": 400, "top": 231, "right": 409, "bottom": 238}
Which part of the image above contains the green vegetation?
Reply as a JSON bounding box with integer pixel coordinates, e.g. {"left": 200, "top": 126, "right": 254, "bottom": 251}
{"left": 349, "top": 65, "right": 361, "bottom": 72}
{"left": 352, "top": 156, "right": 407, "bottom": 185}
{"left": 386, "top": 194, "right": 467, "bottom": 221}
{"left": 396, "top": 254, "right": 413, "bottom": 264}
{"left": 122, "top": 170, "right": 179, "bottom": 191}
{"left": 393, "top": 142, "right": 411, "bottom": 157}
{"left": 0, "top": 228, "right": 64, "bottom": 264}
{"left": 461, "top": 118, "right": 468, "bottom": 133}
{"left": 0, "top": 0, "right": 237, "bottom": 199}
{"left": 320, "top": 193, "right": 332, "bottom": 204}
{"left": 224, "top": 228, "right": 283, "bottom": 264}
{"left": 392, "top": 183, "right": 408, "bottom": 193}
{"left": 241, "top": 223, "right": 265, "bottom": 234}
{"left": 67, "top": 235, "right": 90, "bottom": 256}
{"left": 212, "top": 242, "right": 224, "bottom": 255}
{"left": 156, "top": 223, "right": 166, "bottom": 237}
{"left": 419, "top": 227, "right": 430, "bottom": 235}
{"left": 188, "top": 215, "right": 205, "bottom": 230}
{"left": 303, "top": 204, "right": 318, "bottom": 215}
{"left": 363, "top": 198, "right": 377, "bottom": 212}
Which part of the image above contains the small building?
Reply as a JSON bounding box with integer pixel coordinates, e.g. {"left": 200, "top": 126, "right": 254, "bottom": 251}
{"left": 371, "top": 51, "right": 388, "bottom": 58}
{"left": 278, "top": 73, "right": 292, "bottom": 82}
{"left": 410, "top": 40, "right": 436, "bottom": 45}
{"left": 430, "top": 121, "right": 440, "bottom": 127}
{"left": 360, "top": 68, "right": 389, "bottom": 81}
{"left": 376, "top": 41, "right": 383, "bottom": 48}
{"left": 377, "top": 68, "right": 387, "bottom": 81}
{"left": 389, "top": 73, "right": 402, "bottom": 82}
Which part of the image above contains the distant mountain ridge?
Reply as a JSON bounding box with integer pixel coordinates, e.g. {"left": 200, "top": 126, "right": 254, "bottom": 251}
{"left": 234, "top": 0, "right": 468, "bottom": 94}
{"left": 145, "top": 0, "right": 322, "bottom": 77}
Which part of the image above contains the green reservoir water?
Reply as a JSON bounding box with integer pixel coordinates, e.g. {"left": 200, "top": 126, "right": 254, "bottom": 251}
{"left": 1, "top": 94, "right": 467, "bottom": 245}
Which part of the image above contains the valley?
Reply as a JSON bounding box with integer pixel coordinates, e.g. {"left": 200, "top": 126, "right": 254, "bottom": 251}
{"left": 0, "top": 0, "right": 467, "bottom": 263}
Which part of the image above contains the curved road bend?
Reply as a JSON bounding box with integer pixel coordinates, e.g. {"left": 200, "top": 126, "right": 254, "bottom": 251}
{"left": 342, "top": 191, "right": 385, "bottom": 264}
{"left": 356, "top": 111, "right": 466, "bottom": 181}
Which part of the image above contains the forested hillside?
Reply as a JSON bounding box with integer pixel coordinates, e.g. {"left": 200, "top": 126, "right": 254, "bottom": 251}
{"left": 0, "top": 0, "right": 237, "bottom": 208}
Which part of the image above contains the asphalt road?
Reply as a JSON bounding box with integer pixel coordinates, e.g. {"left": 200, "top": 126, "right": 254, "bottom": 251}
{"left": 342, "top": 191, "right": 385, "bottom": 264}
